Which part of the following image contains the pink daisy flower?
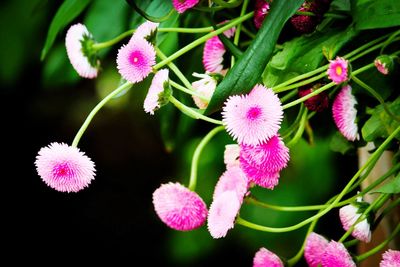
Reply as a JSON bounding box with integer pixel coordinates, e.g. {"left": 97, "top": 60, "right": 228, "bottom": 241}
{"left": 152, "top": 182, "right": 207, "bottom": 231}
{"left": 321, "top": 241, "right": 356, "bottom": 267}
{"left": 116, "top": 38, "right": 156, "bottom": 83}
{"left": 222, "top": 84, "right": 283, "bottom": 146}
{"left": 327, "top": 56, "right": 349, "bottom": 84}
{"left": 239, "top": 135, "right": 290, "bottom": 189}
{"left": 207, "top": 191, "right": 241, "bottom": 238}
{"left": 191, "top": 73, "right": 217, "bottom": 109}
{"left": 65, "top": 23, "right": 99, "bottom": 79}
{"left": 213, "top": 165, "right": 249, "bottom": 203}
{"left": 224, "top": 144, "right": 240, "bottom": 167}
{"left": 144, "top": 69, "right": 170, "bottom": 115}
{"left": 380, "top": 249, "right": 400, "bottom": 267}
{"left": 332, "top": 85, "right": 359, "bottom": 141}
{"left": 339, "top": 203, "right": 371, "bottom": 243}
{"left": 254, "top": 0, "right": 271, "bottom": 29}
{"left": 132, "top": 20, "right": 159, "bottom": 41}
{"left": 172, "top": 0, "right": 199, "bottom": 13}
{"left": 375, "top": 59, "right": 389, "bottom": 75}
{"left": 304, "top": 232, "right": 329, "bottom": 267}
{"left": 35, "top": 142, "right": 96, "bottom": 193}
{"left": 203, "top": 26, "right": 236, "bottom": 75}
{"left": 253, "top": 247, "right": 284, "bottom": 267}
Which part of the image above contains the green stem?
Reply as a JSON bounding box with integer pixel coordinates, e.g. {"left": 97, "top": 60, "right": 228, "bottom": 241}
{"left": 344, "top": 239, "right": 359, "bottom": 247}
{"left": 286, "top": 109, "right": 308, "bottom": 147}
{"left": 213, "top": 0, "right": 243, "bottom": 8}
{"left": 283, "top": 82, "right": 335, "bottom": 110}
{"left": 188, "top": 126, "right": 225, "bottom": 190}
{"left": 275, "top": 72, "right": 327, "bottom": 93}
{"left": 373, "top": 198, "right": 400, "bottom": 229}
{"left": 287, "top": 219, "right": 318, "bottom": 266}
{"left": 282, "top": 105, "right": 305, "bottom": 139}
{"left": 280, "top": 90, "right": 298, "bottom": 103}
{"left": 231, "top": 0, "right": 249, "bottom": 66}
{"left": 71, "top": 81, "right": 133, "bottom": 147}
{"left": 295, "top": 11, "right": 316, "bottom": 16}
{"left": 169, "top": 80, "right": 209, "bottom": 101}
{"left": 92, "top": 29, "right": 135, "bottom": 50}
{"left": 158, "top": 26, "right": 215, "bottom": 33}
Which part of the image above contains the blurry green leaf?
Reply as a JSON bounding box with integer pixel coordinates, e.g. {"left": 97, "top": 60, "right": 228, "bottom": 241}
{"left": 205, "top": 0, "right": 304, "bottom": 114}
{"left": 125, "top": 0, "right": 175, "bottom": 22}
{"left": 41, "top": 0, "right": 92, "bottom": 60}
{"left": 330, "top": 131, "right": 355, "bottom": 154}
{"left": 353, "top": 0, "right": 400, "bottom": 30}
{"left": 361, "top": 97, "right": 400, "bottom": 141}
{"left": 263, "top": 26, "right": 357, "bottom": 87}
{"left": 330, "top": 0, "right": 351, "bottom": 12}
{"left": 372, "top": 173, "right": 400, "bottom": 193}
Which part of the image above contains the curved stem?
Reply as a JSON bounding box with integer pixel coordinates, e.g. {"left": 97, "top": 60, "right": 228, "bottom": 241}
{"left": 231, "top": 0, "right": 249, "bottom": 66}
{"left": 92, "top": 29, "right": 135, "bottom": 50}
{"left": 72, "top": 81, "right": 133, "bottom": 147}
{"left": 287, "top": 109, "right": 308, "bottom": 147}
{"left": 188, "top": 126, "right": 225, "bottom": 190}
{"left": 275, "top": 72, "right": 327, "bottom": 93}
{"left": 170, "top": 80, "right": 209, "bottom": 101}
{"left": 287, "top": 219, "right": 318, "bottom": 266}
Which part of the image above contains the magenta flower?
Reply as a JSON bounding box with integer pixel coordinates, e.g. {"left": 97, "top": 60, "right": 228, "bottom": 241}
{"left": 152, "top": 182, "right": 207, "bottom": 231}
{"left": 321, "top": 241, "right": 356, "bottom": 267}
{"left": 132, "top": 20, "right": 159, "bottom": 41}
{"left": 117, "top": 38, "right": 156, "bottom": 83}
{"left": 35, "top": 142, "right": 96, "bottom": 193}
{"left": 144, "top": 69, "right": 170, "bottom": 115}
{"left": 213, "top": 165, "right": 249, "bottom": 203}
{"left": 253, "top": 247, "right": 284, "bottom": 267}
{"left": 332, "top": 85, "right": 359, "bottom": 141}
{"left": 290, "top": 1, "right": 321, "bottom": 34}
{"left": 339, "top": 203, "right": 371, "bottom": 243}
{"left": 224, "top": 144, "right": 240, "bottom": 167}
{"left": 239, "top": 135, "right": 290, "bottom": 189}
{"left": 65, "top": 23, "right": 99, "bottom": 79}
{"left": 191, "top": 72, "right": 217, "bottom": 109}
{"left": 207, "top": 191, "right": 241, "bottom": 238}
{"left": 380, "top": 249, "right": 400, "bottom": 267}
{"left": 327, "top": 56, "right": 349, "bottom": 84}
{"left": 254, "top": 0, "right": 271, "bottom": 29}
{"left": 172, "top": 0, "right": 199, "bottom": 13}
{"left": 222, "top": 84, "right": 283, "bottom": 146}
{"left": 374, "top": 55, "right": 394, "bottom": 76}
{"left": 304, "top": 232, "right": 329, "bottom": 267}
{"left": 375, "top": 59, "right": 389, "bottom": 75}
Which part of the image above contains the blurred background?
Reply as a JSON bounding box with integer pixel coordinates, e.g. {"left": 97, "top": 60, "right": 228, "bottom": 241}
{"left": 1, "top": 0, "right": 359, "bottom": 265}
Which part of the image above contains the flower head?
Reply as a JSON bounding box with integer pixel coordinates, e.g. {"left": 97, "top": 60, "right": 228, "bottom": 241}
{"left": 290, "top": 1, "right": 321, "bottom": 34}
{"left": 213, "top": 165, "right": 249, "bottom": 203}
{"left": 374, "top": 55, "right": 394, "bottom": 75}
{"left": 321, "top": 241, "right": 356, "bottom": 267}
{"left": 152, "top": 182, "right": 208, "bottom": 231}
{"left": 332, "top": 85, "right": 359, "bottom": 141}
{"left": 327, "top": 56, "right": 349, "bottom": 84}
{"left": 304, "top": 232, "right": 329, "bottom": 267}
{"left": 207, "top": 191, "right": 241, "bottom": 238}
{"left": 35, "top": 142, "right": 96, "bottom": 192}
{"left": 117, "top": 38, "right": 156, "bottom": 83}
{"left": 65, "top": 23, "right": 99, "bottom": 79}
{"left": 222, "top": 84, "right": 283, "bottom": 146}
{"left": 224, "top": 144, "right": 240, "bottom": 167}
{"left": 172, "top": 0, "right": 200, "bottom": 13}
{"left": 191, "top": 72, "right": 217, "bottom": 109}
{"left": 254, "top": 0, "right": 271, "bottom": 29}
{"left": 132, "top": 20, "right": 159, "bottom": 41}
{"left": 144, "top": 69, "right": 170, "bottom": 115}
{"left": 298, "top": 84, "right": 329, "bottom": 112}
{"left": 339, "top": 202, "right": 371, "bottom": 243}
{"left": 380, "top": 249, "right": 400, "bottom": 267}
{"left": 240, "top": 135, "right": 290, "bottom": 189}
{"left": 253, "top": 247, "right": 284, "bottom": 267}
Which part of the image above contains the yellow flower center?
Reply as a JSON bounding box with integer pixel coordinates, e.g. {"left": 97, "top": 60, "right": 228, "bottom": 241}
{"left": 336, "top": 66, "right": 343, "bottom": 75}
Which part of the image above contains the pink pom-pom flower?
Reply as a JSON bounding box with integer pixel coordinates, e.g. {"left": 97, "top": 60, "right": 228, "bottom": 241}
{"left": 304, "top": 232, "right": 329, "bottom": 267}
{"left": 339, "top": 203, "right": 371, "bottom": 243}
{"left": 191, "top": 72, "right": 217, "bottom": 109}
{"left": 253, "top": 247, "right": 284, "bottom": 267}
{"left": 222, "top": 84, "right": 283, "bottom": 146}
{"left": 240, "top": 135, "right": 290, "bottom": 189}
{"left": 35, "top": 142, "right": 96, "bottom": 193}
{"left": 65, "top": 23, "right": 99, "bottom": 79}
{"left": 172, "top": 0, "right": 199, "bottom": 13}
{"left": 380, "top": 249, "right": 400, "bottom": 267}
{"left": 253, "top": 0, "right": 271, "bottom": 29}
{"left": 332, "top": 85, "right": 359, "bottom": 141}
{"left": 117, "top": 37, "right": 156, "bottom": 83}
{"left": 224, "top": 144, "right": 240, "bottom": 167}
{"left": 321, "top": 241, "right": 356, "bottom": 267}
{"left": 327, "top": 56, "right": 349, "bottom": 84}
{"left": 213, "top": 165, "right": 249, "bottom": 203}
{"left": 144, "top": 69, "right": 170, "bottom": 115}
{"left": 152, "top": 182, "right": 207, "bottom": 231}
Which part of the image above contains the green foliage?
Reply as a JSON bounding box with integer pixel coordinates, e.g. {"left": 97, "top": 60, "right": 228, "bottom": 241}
{"left": 353, "top": 0, "right": 400, "bottom": 30}
{"left": 372, "top": 173, "right": 400, "bottom": 194}
{"left": 330, "top": 131, "right": 355, "bottom": 155}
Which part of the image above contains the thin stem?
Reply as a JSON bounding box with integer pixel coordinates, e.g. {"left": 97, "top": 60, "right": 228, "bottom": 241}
{"left": 280, "top": 90, "right": 298, "bottom": 103}
{"left": 231, "top": 0, "right": 249, "bottom": 66}
{"left": 282, "top": 105, "right": 305, "bottom": 139}
{"left": 158, "top": 26, "right": 215, "bottom": 33}
{"left": 213, "top": 0, "right": 243, "bottom": 8}
{"left": 283, "top": 82, "right": 335, "bottom": 110}
{"left": 72, "top": 81, "right": 133, "bottom": 147}
{"left": 373, "top": 198, "right": 400, "bottom": 229}
{"left": 275, "top": 72, "right": 327, "bottom": 93}
{"left": 169, "top": 80, "right": 209, "bottom": 101}
{"left": 240, "top": 26, "right": 256, "bottom": 39}
{"left": 188, "top": 126, "right": 225, "bottom": 190}
{"left": 344, "top": 239, "right": 359, "bottom": 247}
{"left": 287, "top": 219, "right": 318, "bottom": 266}
{"left": 287, "top": 109, "right": 308, "bottom": 147}
{"left": 92, "top": 29, "right": 135, "bottom": 50}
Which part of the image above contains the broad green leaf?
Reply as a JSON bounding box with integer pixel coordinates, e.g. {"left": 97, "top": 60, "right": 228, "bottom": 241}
{"left": 330, "top": 132, "right": 355, "bottom": 154}
{"left": 353, "top": 0, "right": 400, "bottom": 30}
{"left": 41, "top": 0, "right": 92, "bottom": 60}
{"left": 263, "top": 26, "right": 357, "bottom": 87}
{"left": 205, "top": 0, "right": 304, "bottom": 114}
{"left": 372, "top": 173, "right": 400, "bottom": 194}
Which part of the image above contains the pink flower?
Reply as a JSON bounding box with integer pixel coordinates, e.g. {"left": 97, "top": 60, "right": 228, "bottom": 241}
{"left": 339, "top": 203, "right": 371, "bottom": 243}
{"left": 152, "top": 182, "right": 208, "bottom": 231}
{"left": 253, "top": 247, "right": 284, "bottom": 267}
{"left": 222, "top": 84, "right": 283, "bottom": 146}
{"left": 132, "top": 20, "right": 159, "bottom": 41}
{"left": 213, "top": 165, "right": 249, "bottom": 203}
{"left": 375, "top": 59, "right": 389, "bottom": 75}
{"left": 254, "top": 0, "right": 271, "bottom": 29}
{"left": 321, "top": 241, "right": 356, "bottom": 267}
{"left": 304, "top": 232, "right": 329, "bottom": 267}
{"left": 380, "top": 249, "right": 400, "bottom": 267}
{"left": 65, "top": 23, "right": 99, "bottom": 79}
{"left": 35, "top": 142, "right": 96, "bottom": 193}
{"left": 207, "top": 191, "right": 241, "bottom": 238}
{"left": 172, "top": 0, "right": 199, "bottom": 13}
{"left": 332, "top": 85, "right": 359, "bottom": 141}
{"left": 144, "top": 69, "right": 170, "bottom": 115}
{"left": 239, "top": 135, "right": 290, "bottom": 189}
{"left": 374, "top": 55, "right": 394, "bottom": 76}
{"left": 203, "top": 26, "right": 236, "bottom": 75}
{"left": 224, "top": 144, "right": 240, "bottom": 167}
{"left": 117, "top": 38, "right": 156, "bottom": 83}
{"left": 327, "top": 56, "right": 349, "bottom": 84}
{"left": 191, "top": 73, "right": 217, "bottom": 109}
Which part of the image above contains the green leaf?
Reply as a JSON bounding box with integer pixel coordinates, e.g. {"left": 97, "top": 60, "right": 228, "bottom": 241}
{"left": 372, "top": 173, "right": 400, "bottom": 194}
{"left": 205, "top": 0, "right": 304, "bottom": 114}
{"left": 330, "top": 131, "right": 355, "bottom": 154}
{"left": 263, "top": 26, "right": 357, "bottom": 87}
{"left": 353, "top": 0, "right": 400, "bottom": 30}
{"left": 41, "top": 0, "right": 92, "bottom": 60}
